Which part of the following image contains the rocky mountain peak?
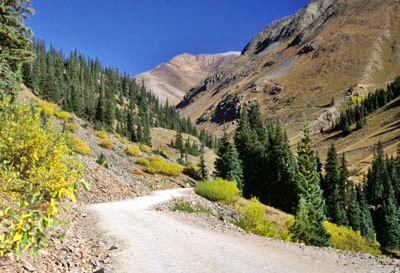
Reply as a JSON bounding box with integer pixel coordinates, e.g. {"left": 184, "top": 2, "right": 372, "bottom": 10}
{"left": 135, "top": 52, "right": 239, "bottom": 104}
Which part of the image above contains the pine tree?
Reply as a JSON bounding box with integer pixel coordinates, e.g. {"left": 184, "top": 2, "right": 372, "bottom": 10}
{"left": 199, "top": 144, "right": 208, "bottom": 179}
{"left": 291, "top": 123, "right": 330, "bottom": 247}
{"left": 321, "top": 144, "right": 340, "bottom": 220}
{"left": 367, "top": 142, "right": 388, "bottom": 207}
{"left": 215, "top": 127, "right": 243, "bottom": 188}
{"left": 357, "top": 187, "right": 375, "bottom": 243}
{"left": 175, "top": 131, "right": 183, "bottom": 152}
{"left": 378, "top": 184, "right": 400, "bottom": 251}
{"left": 346, "top": 186, "right": 361, "bottom": 230}
{"left": 0, "top": 0, "right": 34, "bottom": 94}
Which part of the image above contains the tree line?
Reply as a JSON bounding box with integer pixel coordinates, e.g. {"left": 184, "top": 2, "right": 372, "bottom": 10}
{"left": 338, "top": 77, "right": 400, "bottom": 135}
{"left": 22, "top": 40, "right": 215, "bottom": 147}
{"left": 215, "top": 102, "right": 400, "bottom": 251}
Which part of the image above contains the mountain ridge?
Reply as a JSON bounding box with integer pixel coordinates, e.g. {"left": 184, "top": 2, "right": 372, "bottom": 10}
{"left": 135, "top": 52, "right": 239, "bottom": 104}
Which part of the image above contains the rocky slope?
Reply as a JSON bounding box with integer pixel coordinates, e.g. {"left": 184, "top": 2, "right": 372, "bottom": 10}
{"left": 177, "top": 0, "right": 400, "bottom": 137}
{"left": 135, "top": 52, "right": 239, "bottom": 104}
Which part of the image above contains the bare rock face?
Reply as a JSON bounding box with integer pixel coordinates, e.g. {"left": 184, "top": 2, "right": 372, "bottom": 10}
{"left": 135, "top": 52, "right": 239, "bottom": 105}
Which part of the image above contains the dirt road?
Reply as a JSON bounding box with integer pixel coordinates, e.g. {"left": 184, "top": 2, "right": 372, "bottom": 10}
{"left": 87, "top": 188, "right": 398, "bottom": 273}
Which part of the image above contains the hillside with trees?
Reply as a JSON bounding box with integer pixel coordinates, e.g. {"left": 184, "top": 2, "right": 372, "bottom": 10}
{"left": 22, "top": 40, "right": 215, "bottom": 147}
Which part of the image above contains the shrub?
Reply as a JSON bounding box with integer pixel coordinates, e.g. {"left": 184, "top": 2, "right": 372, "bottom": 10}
{"left": 0, "top": 98, "right": 82, "bottom": 257}
{"left": 126, "top": 144, "right": 141, "bottom": 156}
{"left": 194, "top": 178, "right": 240, "bottom": 203}
{"left": 64, "top": 122, "right": 78, "bottom": 132}
{"left": 99, "top": 138, "right": 113, "bottom": 149}
{"left": 172, "top": 199, "right": 213, "bottom": 215}
{"left": 136, "top": 156, "right": 183, "bottom": 176}
{"left": 183, "top": 164, "right": 202, "bottom": 180}
{"left": 140, "top": 144, "right": 152, "bottom": 153}
{"left": 95, "top": 130, "right": 108, "bottom": 140}
{"left": 96, "top": 153, "right": 108, "bottom": 168}
{"left": 281, "top": 216, "right": 295, "bottom": 242}
{"left": 54, "top": 110, "right": 69, "bottom": 120}
{"left": 236, "top": 197, "right": 279, "bottom": 238}
{"left": 323, "top": 221, "right": 381, "bottom": 255}
{"left": 35, "top": 99, "right": 54, "bottom": 116}
{"left": 69, "top": 136, "right": 92, "bottom": 155}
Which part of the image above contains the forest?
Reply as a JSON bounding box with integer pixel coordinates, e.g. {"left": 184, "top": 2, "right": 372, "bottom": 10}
{"left": 215, "top": 97, "right": 400, "bottom": 252}
{"left": 22, "top": 40, "right": 215, "bottom": 147}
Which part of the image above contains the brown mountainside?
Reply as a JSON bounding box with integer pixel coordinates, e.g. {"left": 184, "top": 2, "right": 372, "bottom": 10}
{"left": 175, "top": 0, "right": 400, "bottom": 172}
{"left": 135, "top": 52, "right": 239, "bottom": 105}
{"left": 177, "top": 0, "right": 400, "bottom": 138}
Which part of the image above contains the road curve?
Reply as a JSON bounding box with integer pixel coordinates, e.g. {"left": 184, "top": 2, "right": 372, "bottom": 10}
{"left": 87, "top": 188, "right": 397, "bottom": 273}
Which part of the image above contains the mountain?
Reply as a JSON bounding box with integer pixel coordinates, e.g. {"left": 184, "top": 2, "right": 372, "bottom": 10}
{"left": 135, "top": 52, "right": 239, "bottom": 105}
{"left": 177, "top": 0, "right": 400, "bottom": 138}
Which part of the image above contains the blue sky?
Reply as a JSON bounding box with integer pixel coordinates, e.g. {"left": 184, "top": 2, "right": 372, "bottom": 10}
{"left": 28, "top": 0, "right": 309, "bottom": 75}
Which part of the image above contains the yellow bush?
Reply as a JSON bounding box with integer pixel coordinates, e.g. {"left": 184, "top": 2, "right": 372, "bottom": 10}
{"left": 281, "top": 216, "right": 295, "bottom": 242}
{"left": 236, "top": 197, "right": 279, "bottom": 238}
{"left": 95, "top": 130, "right": 108, "bottom": 139}
{"left": 140, "top": 144, "right": 152, "bottom": 153}
{"left": 126, "top": 144, "right": 141, "bottom": 156}
{"left": 323, "top": 221, "right": 381, "bottom": 255}
{"left": 69, "top": 136, "right": 92, "bottom": 155}
{"left": 64, "top": 122, "right": 78, "bottom": 132}
{"left": 0, "top": 98, "right": 82, "bottom": 257}
{"left": 35, "top": 99, "right": 54, "bottom": 116}
{"left": 99, "top": 138, "right": 113, "bottom": 149}
{"left": 194, "top": 178, "right": 240, "bottom": 203}
{"left": 54, "top": 110, "right": 70, "bottom": 120}
{"left": 136, "top": 156, "right": 183, "bottom": 176}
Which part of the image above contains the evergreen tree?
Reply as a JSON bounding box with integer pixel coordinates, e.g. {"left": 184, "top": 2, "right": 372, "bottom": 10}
{"left": 346, "top": 186, "right": 361, "bottom": 230}
{"left": 291, "top": 122, "right": 330, "bottom": 247}
{"left": 367, "top": 142, "right": 389, "bottom": 207}
{"left": 215, "top": 127, "right": 243, "bottom": 188}
{"left": 0, "top": 0, "right": 34, "bottom": 93}
{"left": 378, "top": 186, "right": 400, "bottom": 251}
{"left": 357, "top": 187, "right": 375, "bottom": 243}
{"left": 175, "top": 131, "right": 183, "bottom": 151}
{"left": 199, "top": 144, "right": 208, "bottom": 179}
{"left": 321, "top": 144, "right": 340, "bottom": 220}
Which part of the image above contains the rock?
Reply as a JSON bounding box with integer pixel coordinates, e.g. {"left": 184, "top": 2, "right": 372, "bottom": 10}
{"left": 94, "top": 240, "right": 105, "bottom": 247}
{"left": 109, "top": 244, "right": 119, "bottom": 250}
{"left": 22, "top": 261, "right": 36, "bottom": 272}
{"left": 94, "top": 268, "right": 105, "bottom": 273}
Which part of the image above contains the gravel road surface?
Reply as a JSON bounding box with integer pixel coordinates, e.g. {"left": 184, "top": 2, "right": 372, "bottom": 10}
{"left": 87, "top": 188, "right": 399, "bottom": 273}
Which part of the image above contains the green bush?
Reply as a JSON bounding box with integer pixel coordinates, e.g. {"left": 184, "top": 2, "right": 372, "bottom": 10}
{"left": 324, "top": 221, "right": 381, "bottom": 256}
{"left": 194, "top": 178, "right": 240, "bottom": 203}
{"left": 172, "top": 199, "right": 213, "bottom": 215}
{"left": 136, "top": 156, "right": 183, "bottom": 176}
{"left": 236, "top": 197, "right": 279, "bottom": 238}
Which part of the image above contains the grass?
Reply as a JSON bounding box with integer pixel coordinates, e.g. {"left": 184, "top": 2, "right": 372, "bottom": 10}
{"left": 172, "top": 198, "right": 213, "bottom": 215}
{"left": 194, "top": 178, "right": 240, "bottom": 203}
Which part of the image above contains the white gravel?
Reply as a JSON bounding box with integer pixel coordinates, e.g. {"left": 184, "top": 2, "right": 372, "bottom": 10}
{"left": 87, "top": 188, "right": 399, "bottom": 273}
